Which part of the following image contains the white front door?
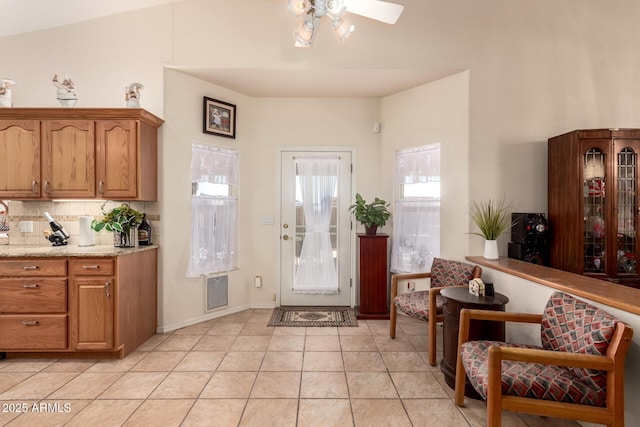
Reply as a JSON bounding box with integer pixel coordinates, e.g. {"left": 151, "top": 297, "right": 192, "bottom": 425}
{"left": 280, "top": 150, "right": 352, "bottom": 306}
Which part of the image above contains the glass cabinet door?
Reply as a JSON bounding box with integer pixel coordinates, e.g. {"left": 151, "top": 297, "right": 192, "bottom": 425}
{"left": 583, "top": 148, "right": 606, "bottom": 273}
{"left": 616, "top": 146, "right": 637, "bottom": 275}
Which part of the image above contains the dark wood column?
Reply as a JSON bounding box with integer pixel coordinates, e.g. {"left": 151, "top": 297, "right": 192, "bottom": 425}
{"left": 356, "top": 234, "right": 389, "bottom": 319}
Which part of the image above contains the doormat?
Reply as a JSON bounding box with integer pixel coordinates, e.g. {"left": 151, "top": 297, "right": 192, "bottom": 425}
{"left": 267, "top": 306, "right": 358, "bottom": 327}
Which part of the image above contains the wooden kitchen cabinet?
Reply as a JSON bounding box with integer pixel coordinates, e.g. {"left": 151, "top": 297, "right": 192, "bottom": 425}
{"left": 42, "top": 120, "right": 96, "bottom": 198}
{"left": 0, "top": 258, "right": 68, "bottom": 350}
{"left": 0, "top": 108, "right": 162, "bottom": 201}
{"left": 0, "top": 120, "right": 40, "bottom": 198}
{"left": 548, "top": 129, "right": 640, "bottom": 287}
{"left": 70, "top": 258, "right": 115, "bottom": 350}
{"left": 0, "top": 247, "right": 158, "bottom": 358}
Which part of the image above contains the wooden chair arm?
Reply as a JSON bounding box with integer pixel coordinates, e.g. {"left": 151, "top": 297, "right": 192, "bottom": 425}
{"left": 465, "top": 308, "right": 543, "bottom": 324}
{"left": 390, "top": 271, "right": 432, "bottom": 299}
{"left": 489, "top": 345, "right": 615, "bottom": 371}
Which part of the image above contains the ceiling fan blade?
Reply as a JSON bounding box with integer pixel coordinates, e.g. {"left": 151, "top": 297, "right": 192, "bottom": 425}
{"left": 344, "top": 0, "right": 404, "bottom": 25}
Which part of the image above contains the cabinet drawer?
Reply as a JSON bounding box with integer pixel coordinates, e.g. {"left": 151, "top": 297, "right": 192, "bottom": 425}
{"left": 0, "top": 259, "right": 67, "bottom": 276}
{"left": 70, "top": 259, "right": 114, "bottom": 276}
{"left": 0, "top": 315, "right": 67, "bottom": 350}
{"left": 0, "top": 279, "right": 67, "bottom": 313}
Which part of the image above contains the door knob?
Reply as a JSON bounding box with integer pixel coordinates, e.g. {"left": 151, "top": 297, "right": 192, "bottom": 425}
{"left": 282, "top": 235, "right": 290, "bottom": 240}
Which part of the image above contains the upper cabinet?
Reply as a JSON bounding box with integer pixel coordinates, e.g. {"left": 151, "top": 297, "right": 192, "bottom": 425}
{"left": 548, "top": 129, "right": 640, "bottom": 288}
{"left": 0, "top": 108, "right": 163, "bottom": 201}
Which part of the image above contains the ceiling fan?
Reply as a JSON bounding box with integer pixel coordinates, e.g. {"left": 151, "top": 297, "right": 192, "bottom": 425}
{"left": 288, "top": 0, "right": 404, "bottom": 47}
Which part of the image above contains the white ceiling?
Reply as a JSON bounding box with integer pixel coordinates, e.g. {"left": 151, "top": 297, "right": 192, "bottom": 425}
{"left": 0, "top": 0, "right": 178, "bottom": 38}
{"left": 1, "top": 0, "right": 448, "bottom": 98}
{"left": 169, "top": 67, "right": 456, "bottom": 98}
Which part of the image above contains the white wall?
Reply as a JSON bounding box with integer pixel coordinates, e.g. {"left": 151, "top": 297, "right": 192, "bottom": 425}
{"left": 162, "top": 69, "right": 383, "bottom": 325}
{"left": 0, "top": 5, "right": 171, "bottom": 116}
{"left": 380, "top": 71, "right": 470, "bottom": 261}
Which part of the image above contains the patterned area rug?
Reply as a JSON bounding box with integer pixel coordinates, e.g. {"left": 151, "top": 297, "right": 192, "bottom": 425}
{"left": 267, "top": 306, "right": 358, "bottom": 327}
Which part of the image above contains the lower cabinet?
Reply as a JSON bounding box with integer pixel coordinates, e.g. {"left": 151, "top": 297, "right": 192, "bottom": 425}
{"left": 0, "top": 248, "right": 157, "bottom": 358}
{"left": 70, "top": 258, "right": 115, "bottom": 350}
{"left": 0, "top": 258, "right": 68, "bottom": 350}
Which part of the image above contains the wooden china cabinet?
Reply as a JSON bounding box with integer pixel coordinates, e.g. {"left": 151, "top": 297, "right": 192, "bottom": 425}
{"left": 548, "top": 129, "right": 640, "bottom": 288}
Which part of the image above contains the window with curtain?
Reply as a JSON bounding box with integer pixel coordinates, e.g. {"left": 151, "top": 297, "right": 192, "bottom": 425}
{"left": 390, "top": 144, "right": 441, "bottom": 273}
{"left": 187, "top": 143, "right": 238, "bottom": 277}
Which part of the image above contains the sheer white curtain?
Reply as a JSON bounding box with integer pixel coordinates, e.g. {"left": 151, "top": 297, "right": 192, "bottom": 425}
{"left": 391, "top": 144, "right": 441, "bottom": 273}
{"left": 187, "top": 143, "right": 238, "bottom": 277}
{"left": 293, "top": 157, "right": 339, "bottom": 294}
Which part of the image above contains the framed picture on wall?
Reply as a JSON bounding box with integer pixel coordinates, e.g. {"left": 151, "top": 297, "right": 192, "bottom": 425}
{"left": 203, "top": 96, "right": 236, "bottom": 139}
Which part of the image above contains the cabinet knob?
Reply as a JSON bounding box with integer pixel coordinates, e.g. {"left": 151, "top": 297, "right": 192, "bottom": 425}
{"left": 99, "top": 181, "right": 104, "bottom": 194}
{"left": 105, "top": 282, "right": 111, "bottom": 298}
{"left": 44, "top": 181, "right": 50, "bottom": 195}
{"left": 31, "top": 181, "right": 38, "bottom": 194}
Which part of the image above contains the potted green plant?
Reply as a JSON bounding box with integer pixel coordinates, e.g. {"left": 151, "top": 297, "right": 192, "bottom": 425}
{"left": 91, "top": 202, "right": 144, "bottom": 247}
{"left": 469, "top": 198, "right": 513, "bottom": 259}
{"left": 348, "top": 193, "right": 392, "bottom": 235}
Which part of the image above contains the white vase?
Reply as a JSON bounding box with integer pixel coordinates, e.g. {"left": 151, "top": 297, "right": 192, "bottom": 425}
{"left": 483, "top": 240, "right": 499, "bottom": 260}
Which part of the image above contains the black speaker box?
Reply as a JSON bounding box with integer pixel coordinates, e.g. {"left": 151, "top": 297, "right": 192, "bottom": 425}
{"left": 509, "top": 213, "right": 550, "bottom": 265}
{"left": 508, "top": 242, "right": 547, "bottom": 265}
{"left": 511, "top": 213, "right": 549, "bottom": 245}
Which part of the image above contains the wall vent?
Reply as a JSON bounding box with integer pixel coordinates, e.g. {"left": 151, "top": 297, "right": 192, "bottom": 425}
{"left": 206, "top": 275, "right": 228, "bottom": 311}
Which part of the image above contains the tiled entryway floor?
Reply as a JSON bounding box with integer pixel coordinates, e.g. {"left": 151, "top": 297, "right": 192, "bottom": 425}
{"left": 0, "top": 310, "right": 579, "bottom": 426}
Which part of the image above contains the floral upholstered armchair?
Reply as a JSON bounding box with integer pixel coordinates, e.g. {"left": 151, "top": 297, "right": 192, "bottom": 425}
{"left": 389, "top": 257, "right": 482, "bottom": 366}
{"left": 455, "top": 291, "right": 633, "bottom": 426}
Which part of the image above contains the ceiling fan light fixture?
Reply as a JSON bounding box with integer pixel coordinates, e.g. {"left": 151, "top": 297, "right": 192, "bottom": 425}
{"left": 332, "top": 18, "right": 355, "bottom": 43}
{"left": 288, "top": 0, "right": 310, "bottom": 17}
{"left": 294, "top": 15, "right": 316, "bottom": 47}
{"left": 289, "top": 0, "right": 403, "bottom": 47}
{"left": 326, "top": 0, "right": 346, "bottom": 18}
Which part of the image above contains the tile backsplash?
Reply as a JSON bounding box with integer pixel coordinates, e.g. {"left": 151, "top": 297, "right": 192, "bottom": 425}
{"left": 0, "top": 200, "right": 160, "bottom": 246}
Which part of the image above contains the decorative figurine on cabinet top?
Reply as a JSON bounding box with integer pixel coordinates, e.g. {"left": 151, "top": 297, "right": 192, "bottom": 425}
{"left": 125, "top": 82, "right": 143, "bottom": 108}
{"left": 0, "top": 78, "right": 16, "bottom": 107}
{"left": 52, "top": 73, "right": 77, "bottom": 107}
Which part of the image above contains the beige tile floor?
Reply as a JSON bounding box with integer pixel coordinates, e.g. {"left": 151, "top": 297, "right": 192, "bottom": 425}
{"left": 0, "top": 310, "right": 580, "bottom": 426}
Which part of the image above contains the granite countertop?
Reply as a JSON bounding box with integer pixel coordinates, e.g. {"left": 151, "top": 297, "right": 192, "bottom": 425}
{"left": 0, "top": 244, "right": 158, "bottom": 257}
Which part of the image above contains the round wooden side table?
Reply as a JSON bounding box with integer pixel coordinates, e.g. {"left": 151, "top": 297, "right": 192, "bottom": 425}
{"left": 440, "top": 286, "right": 509, "bottom": 399}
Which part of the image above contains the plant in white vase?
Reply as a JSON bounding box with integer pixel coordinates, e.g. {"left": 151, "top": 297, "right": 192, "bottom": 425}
{"left": 469, "top": 198, "right": 513, "bottom": 260}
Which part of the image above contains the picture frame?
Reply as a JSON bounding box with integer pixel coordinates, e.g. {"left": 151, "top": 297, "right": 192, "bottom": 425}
{"left": 203, "top": 96, "right": 236, "bottom": 139}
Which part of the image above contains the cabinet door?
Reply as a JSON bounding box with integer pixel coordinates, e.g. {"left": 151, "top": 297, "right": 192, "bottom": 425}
{"left": 73, "top": 277, "right": 114, "bottom": 350}
{"left": 42, "top": 120, "right": 95, "bottom": 198}
{"left": 613, "top": 140, "right": 640, "bottom": 280}
{"left": 581, "top": 139, "right": 612, "bottom": 277}
{"left": 0, "top": 120, "right": 41, "bottom": 198}
{"left": 96, "top": 120, "right": 137, "bottom": 199}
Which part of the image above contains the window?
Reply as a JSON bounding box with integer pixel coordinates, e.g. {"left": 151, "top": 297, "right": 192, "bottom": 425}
{"left": 390, "top": 144, "right": 441, "bottom": 273}
{"left": 187, "top": 143, "right": 238, "bottom": 277}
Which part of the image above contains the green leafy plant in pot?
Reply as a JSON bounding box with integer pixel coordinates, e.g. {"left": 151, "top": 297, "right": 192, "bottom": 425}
{"left": 469, "top": 198, "right": 513, "bottom": 259}
{"left": 91, "top": 202, "right": 143, "bottom": 247}
{"left": 348, "top": 193, "right": 392, "bottom": 235}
